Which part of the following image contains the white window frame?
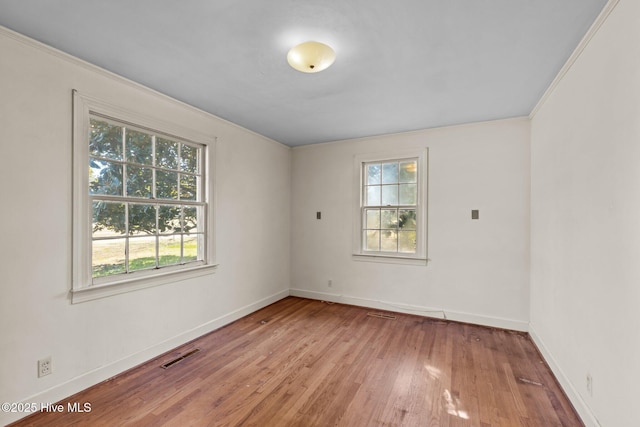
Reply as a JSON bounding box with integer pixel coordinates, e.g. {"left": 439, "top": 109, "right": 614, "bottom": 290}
{"left": 72, "top": 90, "right": 217, "bottom": 303}
{"left": 352, "top": 148, "right": 429, "bottom": 265}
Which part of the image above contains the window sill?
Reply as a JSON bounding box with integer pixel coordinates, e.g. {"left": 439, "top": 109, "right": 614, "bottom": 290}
{"left": 71, "top": 264, "right": 218, "bottom": 303}
{"left": 352, "top": 253, "right": 429, "bottom": 266}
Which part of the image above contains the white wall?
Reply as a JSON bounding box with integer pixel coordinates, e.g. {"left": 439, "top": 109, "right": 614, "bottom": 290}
{"left": 530, "top": 1, "right": 640, "bottom": 426}
{"left": 290, "top": 118, "right": 531, "bottom": 330}
{"left": 0, "top": 28, "right": 290, "bottom": 425}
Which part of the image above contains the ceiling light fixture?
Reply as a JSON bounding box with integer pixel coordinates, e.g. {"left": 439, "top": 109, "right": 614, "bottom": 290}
{"left": 287, "top": 41, "right": 336, "bottom": 73}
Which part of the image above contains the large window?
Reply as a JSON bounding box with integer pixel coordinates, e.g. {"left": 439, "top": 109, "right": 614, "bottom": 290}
{"left": 353, "top": 150, "right": 428, "bottom": 264}
{"left": 89, "top": 117, "right": 206, "bottom": 279}
{"left": 73, "top": 91, "right": 216, "bottom": 302}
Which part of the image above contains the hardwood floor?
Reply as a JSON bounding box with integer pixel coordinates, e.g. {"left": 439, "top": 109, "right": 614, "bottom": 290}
{"left": 11, "top": 297, "right": 583, "bottom": 426}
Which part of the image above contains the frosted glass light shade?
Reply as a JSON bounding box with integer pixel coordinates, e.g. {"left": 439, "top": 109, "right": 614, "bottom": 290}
{"left": 287, "top": 41, "right": 336, "bottom": 73}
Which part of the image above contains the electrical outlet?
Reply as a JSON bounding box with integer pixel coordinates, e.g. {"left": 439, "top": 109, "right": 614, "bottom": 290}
{"left": 328, "top": 279, "right": 333, "bottom": 288}
{"left": 38, "top": 357, "right": 52, "bottom": 378}
{"left": 586, "top": 373, "right": 593, "bottom": 396}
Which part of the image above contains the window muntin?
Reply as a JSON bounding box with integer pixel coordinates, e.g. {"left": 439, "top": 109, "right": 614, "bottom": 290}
{"left": 89, "top": 116, "right": 206, "bottom": 283}
{"left": 362, "top": 159, "right": 418, "bottom": 254}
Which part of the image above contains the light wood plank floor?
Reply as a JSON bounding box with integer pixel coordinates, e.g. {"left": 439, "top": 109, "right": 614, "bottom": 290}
{"left": 11, "top": 297, "right": 583, "bottom": 426}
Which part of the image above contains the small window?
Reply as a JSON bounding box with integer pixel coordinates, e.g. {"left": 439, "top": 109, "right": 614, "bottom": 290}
{"left": 362, "top": 159, "right": 418, "bottom": 253}
{"left": 73, "top": 91, "right": 216, "bottom": 302}
{"left": 353, "top": 150, "right": 428, "bottom": 264}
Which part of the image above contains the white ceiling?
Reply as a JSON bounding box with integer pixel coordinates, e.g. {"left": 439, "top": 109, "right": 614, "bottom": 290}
{"left": 0, "top": 0, "right": 607, "bottom": 146}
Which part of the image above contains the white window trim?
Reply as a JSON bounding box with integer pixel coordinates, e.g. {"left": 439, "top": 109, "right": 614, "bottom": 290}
{"left": 72, "top": 90, "right": 217, "bottom": 303}
{"left": 352, "top": 148, "right": 429, "bottom": 265}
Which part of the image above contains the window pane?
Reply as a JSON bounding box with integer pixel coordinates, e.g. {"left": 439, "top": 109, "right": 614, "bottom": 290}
{"left": 367, "top": 164, "right": 381, "bottom": 185}
{"left": 128, "top": 204, "right": 156, "bottom": 235}
{"left": 381, "top": 185, "right": 398, "bottom": 205}
{"left": 92, "top": 201, "right": 126, "bottom": 237}
{"left": 183, "top": 206, "right": 199, "bottom": 233}
{"left": 92, "top": 238, "right": 125, "bottom": 278}
{"left": 367, "top": 164, "right": 382, "bottom": 185}
{"left": 158, "top": 205, "right": 181, "bottom": 234}
{"left": 399, "top": 183, "right": 417, "bottom": 205}
{"left": 183, "top": 235, "right": 199, "bottom": 262}
{"left": 366, "top": 185, "right": 381, "bottom": 206}
{"left": 180, "top": 174, "right": 197, "bottom": 201}
{"left": 126, "top": 165, "right": 153, "bottom": 198}
{"left": 90, "top": 119, "right": 122, "bottom": 160}
{"left": 398, "top": 230, "right": 417, "bottom": 253}
{"left": 380, "top": 230, "right": 398, "bottom": 251}
{"left": 181, "top": 144, "right": 199, "bottom": 173}
{"left": 90, "top": 159, "right": 123, "bottom": 196}
{"left": 365, "top": 230, "right": 379, "bottom": 251}
{"left": 399, "top": 161, "right": 417, "bottom": 183}
{"left": 381, "top": 209, "right": 397, "bottom": 229}
{"left": 129, "top": 236, "right": 157, "bottom": 272}
{"left": 365, "top": 209, "right": 380, "bottom": 229}
{"left": 158, "top": 235, "right": 181, "bottom": 267}
{"left": 382, "top": 162, "right": 398, "bottom": 184}
{"left": 398, "top": 209, "right": 417, "bottom": 230}
{"left": 156, "top": 170, "right": 178, "bottom": 199}
{"left": 126, "top": 129, "right": 153, "bottom": 165}
{"left": 156, "top": 137, "right": 178, "bottom": 169}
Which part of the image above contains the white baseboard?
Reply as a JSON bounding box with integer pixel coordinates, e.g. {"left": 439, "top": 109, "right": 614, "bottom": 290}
{"left": 528, "top": 325, "right": 601, "bottom": 427}
{"left": 288, "top": 288, "right": 528, "bottom": 332}
{"left": 3, "top": 289, "right": 289, "bottom": 426}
